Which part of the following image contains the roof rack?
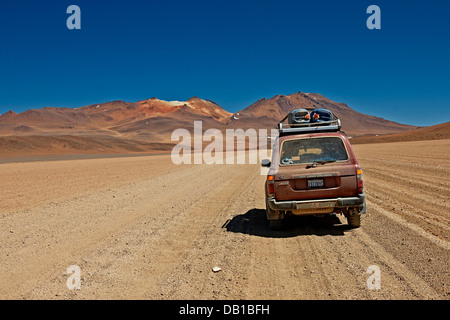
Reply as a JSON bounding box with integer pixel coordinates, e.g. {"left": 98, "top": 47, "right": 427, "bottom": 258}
{"left": 277, "top": 108, "right": 342, "bottom": 136}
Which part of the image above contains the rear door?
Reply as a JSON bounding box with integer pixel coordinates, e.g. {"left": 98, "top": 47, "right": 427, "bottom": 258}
{"left": 274, "top": 136, "right": 357, "bottom": 201}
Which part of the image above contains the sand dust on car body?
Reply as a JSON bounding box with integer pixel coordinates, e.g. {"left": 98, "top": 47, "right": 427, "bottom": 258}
{"left": 0, "top": 139, "right": 448, "bottom": 299}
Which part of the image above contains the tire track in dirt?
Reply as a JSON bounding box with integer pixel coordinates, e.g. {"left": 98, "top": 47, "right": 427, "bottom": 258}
{"left": 1, "top": 140, "right": 448, "bottom": 300}
{"left": 362, "top": 162, "right": 450, "bottom": 221}
{"left": 140, "top": 164, "right": 264, "bottom": 299}
{"left": 0, "top": 162, "right": 238, "bottom": 299}
{"left": 354, "top": 142, "right": 449, "bottom": 298}
{"left": 361, "top": 200, "right": 449, "bottom": 297}
{"left": 0, "top": 155, "right": 181, "bottom": 215}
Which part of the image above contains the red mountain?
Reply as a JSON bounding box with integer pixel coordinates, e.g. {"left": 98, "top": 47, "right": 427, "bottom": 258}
{"left": 0, "top": 97, "right": 232, "bottom": 137}
{"left": 0, "top": 92, "right": 432, "bottom": 157}
{"left": 226, "top": 92, "right": 416, "bottom": 136}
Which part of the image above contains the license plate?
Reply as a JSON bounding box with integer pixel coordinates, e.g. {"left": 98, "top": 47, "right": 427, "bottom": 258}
{"left": 308, "top": 179, "right": 324, "bottom": 188}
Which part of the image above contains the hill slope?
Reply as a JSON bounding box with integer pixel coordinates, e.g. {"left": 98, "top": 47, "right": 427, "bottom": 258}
{"left": 227, "top": 92, "right": 416, "bottom": 136}
{"left": 0, "top": 92, "right": 434, "bottom": 157}
{"left": 350, "top": 121, "right": 450, "bottom": 144}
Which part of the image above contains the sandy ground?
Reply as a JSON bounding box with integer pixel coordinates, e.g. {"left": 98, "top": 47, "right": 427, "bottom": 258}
{"left": 0, "top": 140, "right": 448, "bottom": 300}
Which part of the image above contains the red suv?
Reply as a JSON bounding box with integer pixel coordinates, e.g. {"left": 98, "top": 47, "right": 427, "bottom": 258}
{"left": 261, "top": 109, "right": 366, "bottom": 230}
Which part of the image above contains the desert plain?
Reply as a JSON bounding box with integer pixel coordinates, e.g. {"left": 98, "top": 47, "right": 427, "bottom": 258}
{"left": 0, "top": 138, "right": 448, "bottom": 300}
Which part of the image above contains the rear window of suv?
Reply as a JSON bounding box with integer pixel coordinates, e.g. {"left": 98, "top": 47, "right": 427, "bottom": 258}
{"left": 280, "top": 137, "right": 349, "bottom": 165}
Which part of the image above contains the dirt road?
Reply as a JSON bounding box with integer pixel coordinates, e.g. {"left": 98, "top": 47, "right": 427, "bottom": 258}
{"left": 0, "top": 140, "right": 448, "bottom": 300}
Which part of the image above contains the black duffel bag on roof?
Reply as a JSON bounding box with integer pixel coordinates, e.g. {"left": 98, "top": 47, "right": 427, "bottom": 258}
{"left": 310, "top": 108, "right": 334, "bottom": 123}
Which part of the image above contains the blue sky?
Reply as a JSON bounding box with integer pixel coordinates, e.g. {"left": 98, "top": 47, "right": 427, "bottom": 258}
{"left": 0, "top": 0, "right": 449, "bottom": 126}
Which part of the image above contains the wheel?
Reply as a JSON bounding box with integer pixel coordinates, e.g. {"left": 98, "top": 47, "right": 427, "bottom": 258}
{"left": 269, "top": 219, "right": 283, "bottom": 230}
{"left": 347, "top": 208, "right": 361, "bottom": 228}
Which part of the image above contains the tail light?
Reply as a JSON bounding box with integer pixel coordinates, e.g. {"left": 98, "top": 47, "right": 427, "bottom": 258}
{"left": 267, "top": 175, "right": 275, "bottom": 195}
{"left": 356, "top": 166, "right": 364, "bottom": 193}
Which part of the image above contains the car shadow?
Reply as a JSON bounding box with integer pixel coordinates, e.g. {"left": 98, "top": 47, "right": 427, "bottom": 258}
{"left": 224, "top": 208, "right": 352, "bottom": 238}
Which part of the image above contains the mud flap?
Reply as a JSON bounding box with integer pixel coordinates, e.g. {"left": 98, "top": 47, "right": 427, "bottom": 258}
{"left": 265, "top": 199, "right": 284, "bottom": 220}
{"left": 336, "top": 193, "right": 366, "bottom": 214}
{"left": 360, "top": 197, "right": 367, "bottom": 214}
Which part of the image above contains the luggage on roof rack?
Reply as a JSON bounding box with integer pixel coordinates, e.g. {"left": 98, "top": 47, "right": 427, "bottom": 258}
{"left": 310, "top": 108, "right": 333, "bottom": 123}
{"left": 287, "top": 108, "right": 311, "bottom": 124}
{"left": 278, "top": 108, "right": 341, "bottom": 135}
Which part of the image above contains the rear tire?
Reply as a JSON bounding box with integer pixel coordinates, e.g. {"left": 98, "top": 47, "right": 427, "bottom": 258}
{"left": 347, "top": 208, "right": 361, "bottom": 228}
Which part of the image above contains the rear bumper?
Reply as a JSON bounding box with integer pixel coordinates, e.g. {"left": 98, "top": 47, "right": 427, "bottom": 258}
{"left": 267, "top": 193, "right": 366, "bottom": 214}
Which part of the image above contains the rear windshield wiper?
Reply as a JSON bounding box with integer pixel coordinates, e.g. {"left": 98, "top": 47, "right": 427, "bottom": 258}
{"left": 306, "top": 159, "right": 336, "bottom": 168}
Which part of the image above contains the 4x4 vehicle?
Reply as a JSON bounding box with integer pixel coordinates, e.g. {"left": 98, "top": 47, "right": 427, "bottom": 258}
{"left": 261, "top": 109, "right": 366, "bottom": 230}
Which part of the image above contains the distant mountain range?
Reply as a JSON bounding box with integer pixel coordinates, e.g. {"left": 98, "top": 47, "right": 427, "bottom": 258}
{"left": 0, "top": 92, "right": 416, "bottom": 136}
{"left": 1, "top": 91, "right": 444, "bottom": 157}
